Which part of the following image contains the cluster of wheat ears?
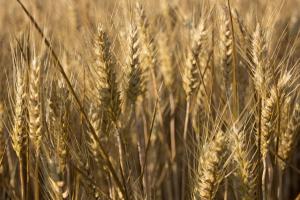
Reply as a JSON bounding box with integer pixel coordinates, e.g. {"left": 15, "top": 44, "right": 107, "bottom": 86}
{"left": 1, "top": 0, "right": 300, "bottom": 199}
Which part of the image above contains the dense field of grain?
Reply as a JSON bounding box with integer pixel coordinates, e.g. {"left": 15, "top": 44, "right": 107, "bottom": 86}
{"left": 1, "top": 0, "right": 300, "bottom": 199}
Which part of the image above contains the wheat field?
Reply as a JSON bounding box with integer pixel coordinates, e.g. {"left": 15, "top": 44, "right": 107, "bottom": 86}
{"left": 0, "top": 0, "right": 300, "bottom": 199}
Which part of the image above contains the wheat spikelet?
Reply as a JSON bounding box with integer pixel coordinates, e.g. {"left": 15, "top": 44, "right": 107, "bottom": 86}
{"left": 278, "top": 103, "right": 300, "bottom": 170}
{"left": 95, "top": 25, "right": 121, "bottom": 123}
{"left": 260, "top": 94, "right": 275, "bottom": 158}
{"left": 233, "top": 10, "right": 250, "bottom": 42}
{"left": 183, "top": 20, "right": 206, "bottom": 99}
{"left": 273, "top": 72, "right": 291, "bottom": 104}
{"left": 11, "top": 63, "right": 29, "bottom": 200}
{"left": 56, "top": 81, "right": 70, "bottom": 173}
{"left": 28, "top": 57, "right": 44, "bottom": 200}
{"left": 80, "top": 165, "right": 106, "bottom": 200}
{"left": 87, "top": 105, "right": 102, "bottom": 164}
{"left": 280, "top": 98, "right": 290, "bottom": 137}
{"left": 29, "top": 58, "right": 43, "bottom": 153}
{"left": 191, "top": 20, "right": 207, "bottom": 58}
{"left": 47, "top": 154, "right": 70, "bottom": 200}
{"left": 135, "top": 2, "right": 158, "bottom": 73}
{"left": 251, "top": 23, "right": 275, "bottom": 160}
{"left": 125, "top": 24, "right": 143, "bottom": 106}
{"left": 261, "top": 73, "right": 291, "bottom": 158}
{"left": 251, "top": 23, "right": 271, "bottom": 98}
{"left": 230, "top": 125, "right": 257, "bottom": 200}
{"left": 220, "top": 8, "right": 233, "bottom": 94}
{"left": 94, "top": 26, "right": 129, "bottom": 189}
{"left": 194, "top": 130, "right": 227, "bottom": 200}
{"left": 47, "top": 80, "right": 70, "bottom": 199}
{"left": 183, "top": 53, "right": 199, "bottom": 99}
{"left": 11, "top": 67, "right": 27, "bottom": 159}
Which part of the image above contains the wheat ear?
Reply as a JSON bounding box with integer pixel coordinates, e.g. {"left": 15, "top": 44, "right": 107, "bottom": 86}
{"left": 95, "top": 25, "right": 121, "bottom": 123}
{"left": 278, "top": 102, "right": 300, "bottom": 170}
{"left": 252, "top": 23, "right": 272, "bottom": 98}
{"left": 29, "top": 58, "right": 43, "bottom": 200}
{"left": 183, "top": 20, "right": 206, "bottom": 99}
{"left": 135, "top": 2, "right": 158, "bottom": 74}
{"left": 230, "top": 125, "right": 257, "bottom": 200}
{"left": 11, "top": 66, "right": 28, "bottom": 200}
{"left": 29, "top": 58, "right": 42, "bottom": 153}
{"left": 125, "top": 24, "right": 143, "bottom": 106}
{"left": 194, "top": 130, "right": 227, "bottom": 200}
{"left": 87, "top": 105, "right": 102, "bottom": 164}
{"left": 47, "top": 81, "right": 70, "bottom": 199}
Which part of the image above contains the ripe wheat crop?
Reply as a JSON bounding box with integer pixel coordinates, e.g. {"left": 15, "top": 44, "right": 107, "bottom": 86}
{"left": 0, "top": 0, "right": 300, "bottom": 199}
